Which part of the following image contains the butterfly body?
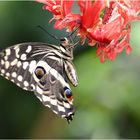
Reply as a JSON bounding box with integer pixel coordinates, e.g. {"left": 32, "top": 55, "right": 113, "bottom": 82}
{"left": 0, "top": 38, "right": 78, "bottom": 122}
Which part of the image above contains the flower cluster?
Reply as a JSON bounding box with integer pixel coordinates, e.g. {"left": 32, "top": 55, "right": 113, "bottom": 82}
{"left": 36, "top": 0, "right": 140, "bottom": 62}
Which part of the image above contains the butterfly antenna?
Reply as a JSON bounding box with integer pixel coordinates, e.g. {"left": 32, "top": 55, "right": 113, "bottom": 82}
{"left": 38, "top": 25, "right": 58, "bottom": 40}
{"left": 67, "top": 26, "right": 80, "bottom": 38}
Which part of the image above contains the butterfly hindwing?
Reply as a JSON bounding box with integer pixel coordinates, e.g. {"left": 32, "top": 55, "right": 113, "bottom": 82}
{"left": 33, "top": 59, "right": 75, "bottom": 120}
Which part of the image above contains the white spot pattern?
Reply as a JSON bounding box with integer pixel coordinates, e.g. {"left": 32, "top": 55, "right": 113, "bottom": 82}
{"left": 23, "top": 62, "right": 29, "bottom": 70}
{"left": 1, "top": 60, "right": 4, "bottom": 65}
{"left": 6, "top": 72, "right": 10, "bottom": 77}
{"left": 23, "top": 81, "right": 29, "bottom": 87}
{"left": 17, "top": 75, "right": 23, "bottom": 82}
{"left": 42, "top": 95, "right": 50, "bottom": 102}
{"left": 1, "top": 69, "right": 5, "bottom": 74}
{"left": 58, "top": 105, "right": 65, "bottom": 112}
{"left": 29, "top": 60, "right": 36, "bottom": 73}
{"left": 63, "top": 102, "right": 71, "bottom": 108}
{"left": 4, "top": 56, "right": 8, "bottom": 61}
{"left": 11, "top": 59, "right": 18, "bottom": 66}
{"left": 5, "top": 49, "right": 11, "bottom": 56}
{"left": 26, "top": 45, "right": 32, "bottom": 53}
{"left": 12, "top": 72, "right": 17, "bottom": 78}
{"left": 5, "top": 61, "right": 10, "bottom": 69}
{"left": 15, "top": 47, "right": 20, "bottom": 58}
{"left": 20, "top": 53, "right": 27, "bottom": 60}
{"left": 17, "top": 61, "right": 22, "bottom": 67}
{"left": 50, "top": 98, "right": 57, "bottom": 106}
{"left": 11, "top": 79, "right": 14, "bottom": 82}
{"left": 17, "top": 83, "right": 20, "bottom": 87}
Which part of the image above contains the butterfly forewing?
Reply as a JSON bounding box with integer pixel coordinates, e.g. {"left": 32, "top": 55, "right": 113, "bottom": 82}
{"left": 0, "top": 41, "right": 77, "bottom": 122}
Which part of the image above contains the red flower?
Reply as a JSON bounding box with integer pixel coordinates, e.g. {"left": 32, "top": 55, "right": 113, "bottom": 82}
{"left": 36, "top": 0, "right": 140, "bottom": 62}
{"left": 37, "top": 0, "right": 80, "bottom": 30}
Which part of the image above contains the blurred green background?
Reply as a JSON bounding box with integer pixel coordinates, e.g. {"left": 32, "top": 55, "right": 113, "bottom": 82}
{"left": 0, "top": 1, "right": 140, "bottom": 139}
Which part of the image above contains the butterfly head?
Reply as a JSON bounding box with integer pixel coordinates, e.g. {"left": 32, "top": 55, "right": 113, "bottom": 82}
{"left": 60, "top": 37, "right": 71, "bottom": 47}
{"left": 60, "top": 26, "right": 80, "bottom": 50}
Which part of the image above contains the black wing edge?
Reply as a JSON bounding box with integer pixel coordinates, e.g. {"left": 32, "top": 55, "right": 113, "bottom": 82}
{"left": 65, "top": 112, "right": 75, "bottom": 124}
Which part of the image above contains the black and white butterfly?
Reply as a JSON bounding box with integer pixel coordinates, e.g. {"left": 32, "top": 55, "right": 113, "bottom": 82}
{"left": 0, "top": 37, "right": 78, "bottom": 123}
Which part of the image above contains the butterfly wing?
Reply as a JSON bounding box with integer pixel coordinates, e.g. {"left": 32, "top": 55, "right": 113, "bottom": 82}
{"left": 0, "top": 42, "right": 75, "bottom": 122}
{"left": 33, "top": 59, "right": 75, "bottom": 121}
{"left": 0, "top": 42, "right": 50, "bottom": 91}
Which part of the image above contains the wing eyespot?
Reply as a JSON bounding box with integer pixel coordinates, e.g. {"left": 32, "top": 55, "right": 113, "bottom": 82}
{"left": 64, "top": 87, "right": 73, "bottom": 102}
{"left": 35, "top": 66, "right": 46, "bottom": 79}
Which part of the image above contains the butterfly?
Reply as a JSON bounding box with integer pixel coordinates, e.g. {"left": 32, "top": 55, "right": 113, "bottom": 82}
{"left": 0, "top": 37, "right": 78, "bottom": 123}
